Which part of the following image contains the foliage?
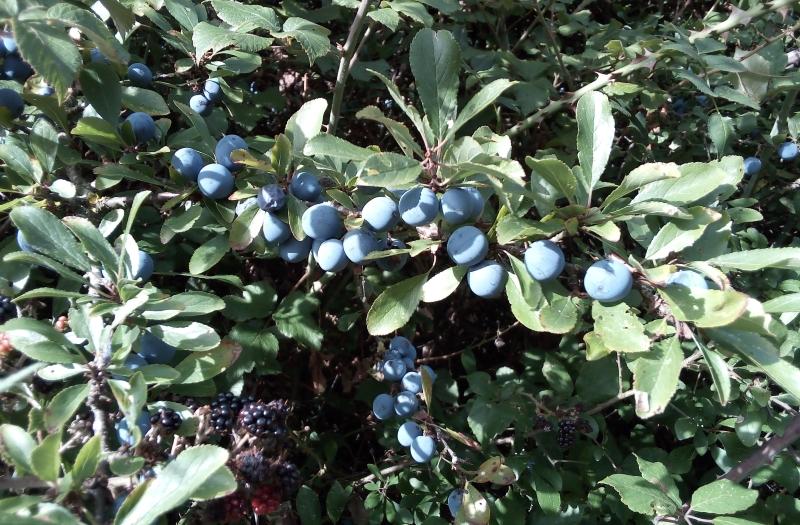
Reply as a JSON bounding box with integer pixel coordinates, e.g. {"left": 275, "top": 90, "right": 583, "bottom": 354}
{"left": 1, "top": 0, "right": 800, "bottom": 524}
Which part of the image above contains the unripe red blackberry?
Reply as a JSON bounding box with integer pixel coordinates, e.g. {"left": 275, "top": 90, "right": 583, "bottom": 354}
{"left": 210, "top": 493, "right": 249, "bottom": 523}
{"left": 150, "top": 407, "right": 182, "bottom": 431}
{"left": 0, "top": 332, "right": 12, "bottom": 357}
{"left": 251, "top": 485, "right": 281, "bottom": 515}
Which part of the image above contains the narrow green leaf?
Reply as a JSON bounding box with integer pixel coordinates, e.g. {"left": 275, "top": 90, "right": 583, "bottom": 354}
{"left": 409, "top": 28, "right": 460, "bottom": 140}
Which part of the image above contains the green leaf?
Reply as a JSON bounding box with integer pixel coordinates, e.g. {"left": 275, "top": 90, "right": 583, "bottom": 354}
{"left": 635, "top": 456, "right": 681, "bottom": 505}
{"left": 576, "top": 91, "right": 614, "bottom": 199}
{"left": 358, "top": 152, "right": 422, "bottom": 188}
{"left": 30, "top": 118, "right": 59, "bottom": 174}
{"left": 592, "top": 302, "right": 650, "bottom": 353}
{"left": 285, "top": 98, "right": 328, "bottom": 154}
{"left": 630, "top": 336, "right": 683, "bottom": 418}
{"left": 368, "top": 69, "right": 430, "bottom": 144}
{"left": 62, "top": 216, "right": 119, "bottom": 281}
{"left": 303, "top": 134, "right": 373, "bottom": 161}
{"left": 448, "top": 79, "right": 515, "bottom": 141}
{"left": 356, "top": 106, "right": 423, "bottom": 158}
{"left": 189, "top": 236, "right": 230, "bottom": 275}
{"left": 192, "top": 21, "right": 271, "bottom": 60}
{"left": 272, "top": 17, "right": 331, "bottom": 65}
{"left": 174, "top": 342, "right": 238, "bottom": 384}
{"left": 467, "top": 400, "right": 515, "bottom": 445}
{"left": 659, "top": 287, "right": 748, "bottom": 327}
{"left": 164, "top": 0, "right": 199, "bottom": 31}
{"left": 735, "top": 408, "right": 763, "bottom": 447}
{"left": 273, "top": 292, "right": 323, "bottom": 349}
{"left": 285, "top": 193, "right": 307, "bottom": 242}
{"left": 121, "top": 87, "right": 170, "bottom": 116}
{"left": 539, "top": 295, "right": 578, "bottom": 335}
{"left": 223, "top": 282, "right": 278, "bottom": 322}
{"left": 0, "top": 424, "right": 36, "bottom": 472}
{"left": 0, "top": 318, "right": 81, "bottom": 365}
{"left": 44, "top": 384, "right": 89, "bottom": 433}
{"left": 709, "top": 113, "right": 735, "bottom": 157}
{"left": 454, "top": 483, "right": 490, "bottom": 525}
{"left": 421, "top": 266, "right": 467, "bottom": 303}
{"left": 211, "top": 0, "right": 280, "bottom": 32}
{"left": 140, "top": 292, "right": 226, "bottom": 321}
{"left": 0, "top": 143, "right": 38, "bottom": 184}
{"left": 72, "top": 117, "right": 123, "bottom": 147}
{"left": 148, "top": 322, "right": 220, "bottom": 351}
{"left": 116, "top": 445, "right": 230, "bottom": 525}
{"left": 708, "top": 248, "right": 800, "bottom": 271}
{"left": 525, "top": 157, "right": 577, "bottom": 204}
{"left": 71, "top": 435, "right": 101, "bottom": 486}
{"left": 296, "top": 485, "right": 322, "bottom": 525}
{"left": 600, "top": 474, "right": 678, "bottom": 516}
{"left": 632, "top": 158, "right": 742, "bottom": 206}
{"left": 695, "top": 336, "right": 731, "bottom": 406}
{"left": 690, "top": 479, "right": 758, "bottom": 514}
{"left": 174, "top": 102, "right": 215, "bottom": 155}
{"left": 603, "top": 162, "right": 682, "bottom": 209}
{"left": 645, "top": 207, "right": 721, "bottom": 260}
{"left": 762, "top": 293, "right": 800, "bottom": 313}
{"left": 31, "top": 432, "right": 61, "bottom": 482}
{"left": 13, "top": 17, "right": 81, "bottom": 101}
{"left": 366, "top": 273, "right": 428, "bottom": 335}
{"left": 706, "top": 328, "right": 800, "bottom": 403}
{"left": 409, "top": 28, "right": 460, "bottom": 140}
{"left": 530, "top": 469, "right": 561, "bottom": 515}
{"left": 189, "top": 466, "right": 237, "bottom": 500}
{"left": 47, "top": 4, "right": 129, "bottom": 64}
{"left": 325, "top": 481, "right": 352, "bottom": 523}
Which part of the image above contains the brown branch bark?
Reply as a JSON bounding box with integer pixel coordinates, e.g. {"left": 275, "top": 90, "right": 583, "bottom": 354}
{"left": 723, "top": 415, "right": 800, "bottom": 482}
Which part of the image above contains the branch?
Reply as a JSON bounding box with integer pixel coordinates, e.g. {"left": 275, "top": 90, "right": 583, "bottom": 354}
{"left": 355, "top": 459, "right": 413, "bottom": 485}
{"left": 722, "top": 414, "right": 800, "bottom": 482}
{"left": 584, "top": 390, "right": 635, "bottom": 416}
{"left": 327, "top": 0, "right": 372, "bottom": 134}
{"left": 689, "top": 0, "right": 798, "bottom": 43}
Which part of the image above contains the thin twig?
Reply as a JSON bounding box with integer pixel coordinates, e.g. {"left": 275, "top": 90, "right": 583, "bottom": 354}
{"left": 584, "top": 390, "right": 635, "bottom": 416}
{"left": 355, "top": 459, "right": 413, "bottom": 485}
{"left": 327, "top": 0, "right": 372, "bottom": 134}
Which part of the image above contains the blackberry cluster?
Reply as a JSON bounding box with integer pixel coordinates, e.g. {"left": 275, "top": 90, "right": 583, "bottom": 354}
{"left": 150, "top": 408, "right": 182, "bottom": 431}
{"left": 251, "top": 485, "right": 281, "bottom": 515}
{"left": 210, "top": 393, "right": 252, "bottom": 434}
{"left": 234, "top": 450, "right": 270, "bottom": 484}
{"left": 0, "top": 295, "right": 16, "bottom": 324}
{"left": 557, "top": 419, "right": 577, "bottom": 448}
{"left": 238, "top": 400, "right": 288, "bottom": 443}
{"left": 272, "top": 460, "right": 301, "bottom": 497}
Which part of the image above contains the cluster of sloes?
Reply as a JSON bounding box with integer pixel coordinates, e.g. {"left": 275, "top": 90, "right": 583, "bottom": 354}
{"left": 371, "top": 336, "right": 439, "bottom": 463}
{"left": 0, "top": 32, "right": 37, "bottom": 121}
{"left": 189, "top": 78, "right": 223, "bottom": 117}
{"left": 742, "top": 140, "right": 798, "bottom": 177}
{"left": 171, "top": 134, "right": 247, "bottom": 200}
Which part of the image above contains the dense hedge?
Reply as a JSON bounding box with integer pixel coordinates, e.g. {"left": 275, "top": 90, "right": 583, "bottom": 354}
{"left": 2, "top": 1, "right": 800, "bottom": 524}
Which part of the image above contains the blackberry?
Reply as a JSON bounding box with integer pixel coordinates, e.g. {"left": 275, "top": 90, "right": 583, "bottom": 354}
{"left": 534, "top": 415, "right": 553, "bottom": 432}
{"left": 209, "top": 493, "right": 249, "bottom": 523}
{"left": 210, "top": 393, "right": 250, "bottom": 434}
{"left": 234, "top": 450, "right": 270, "bottom": 484}
{"left": 272, "top": 460, "right": 301, "bottom": 497}
{"left": 0, "top": 296, "right": 16, "bottom": 324}
{"left": 150, "top": 407, "right": 182, "bottom": 431}
{"left": 251, "top": 485, "right": 281, "bottom": 515}
{"left": 238, "top": 400, "right": 288, "bottom": 444}
{"left": 557, "top": 419, "right": 577, "bottom": 448}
